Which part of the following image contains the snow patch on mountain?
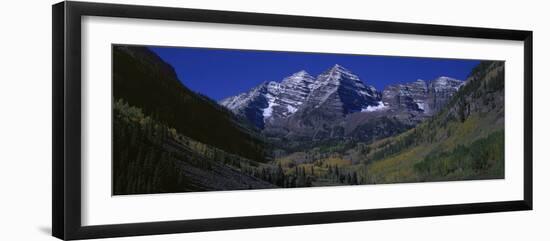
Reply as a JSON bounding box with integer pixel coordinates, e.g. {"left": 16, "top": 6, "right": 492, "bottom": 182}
{"left": 415, "top": 101, "right": 425, "bottom": 111}
{"left": 361, "top": 101, "right": 388, "bottom": 112}
{"left": 287, "top": 105, "right": 298, "bottom": 114}
{"left": 263, "top": 99, "right": 277, "bottom": 118}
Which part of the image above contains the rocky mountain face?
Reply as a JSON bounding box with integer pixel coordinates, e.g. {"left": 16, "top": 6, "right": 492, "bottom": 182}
{"left": 220, "top": 65, "right": 382, "bottom": 127}
{"left": 220, "top": 64, "right": 464, "bottom": 147}
{"left": 303, "top": 64, "right": 381, "bottom": 115}
{"left": 381, "top": 76, "right": 464, "bottom": 122}
{"left": 219, "top": 70, "right": 316, "bottom": 128}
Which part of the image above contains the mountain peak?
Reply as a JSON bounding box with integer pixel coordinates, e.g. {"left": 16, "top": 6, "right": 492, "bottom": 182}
{"left": 294, "top": 70, "right": 310, "bottom": 76}
{"left": 287, "top": 70, "right": 313, "bottom": 80}
{"left": 329, "top": 64, "right": 349, "bottom": 72}
{"left": 434, "top": 76, "right": 460, "bottom": 82}
{"left": 304, "top": 64, "right": 382, "bottom": 115}
{"left": 430, "top": 76, "right": 463, "bottom": 91}
{"left": 319, "top": 64, "right": 358, "bottom": 83}
{"left": 281, "top": 70, "right": 315, "bottom": 86}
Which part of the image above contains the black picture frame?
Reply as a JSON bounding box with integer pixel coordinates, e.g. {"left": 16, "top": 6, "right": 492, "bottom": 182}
{"left": 52, "top": 1, "right": 533, "bottom": 240}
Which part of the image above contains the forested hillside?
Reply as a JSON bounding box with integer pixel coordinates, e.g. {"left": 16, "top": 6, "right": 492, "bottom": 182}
{"left": 112, "top": 100, "right": 276, "bottom": 194}
{"left": 113, "top": 46, "right": 267, "bottom": 162}
{"left": 353, "top": 61, "right": 505, "bottom": 183}
{"left": 112, "top": 46, "right": 279, "bottom": 194}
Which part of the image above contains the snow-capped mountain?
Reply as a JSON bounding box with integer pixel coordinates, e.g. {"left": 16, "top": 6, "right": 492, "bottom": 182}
{"left": 220, "top": 65, "right": 382, "bottom": 128}
{"left": 303, "top": 64, "right": 381, "bottom": 114}
{"left": 220, "top": 65, "right": 463, "bottom": 131}
{"left": 268, "top": 70, "right": 315, "bottom": 120}
{"left": 219, "top": 70, "right": 315, "bottom": 128}
{"left": 218, "top": 81, "right": 279, "bottom": 129}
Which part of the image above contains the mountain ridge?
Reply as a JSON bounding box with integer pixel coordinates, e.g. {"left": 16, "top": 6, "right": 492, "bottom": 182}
{"left": 220, "top": 64, "right": 465, "bottom": 148}
{"left": 220, "top": 65, "right": 464, "bottom": 126}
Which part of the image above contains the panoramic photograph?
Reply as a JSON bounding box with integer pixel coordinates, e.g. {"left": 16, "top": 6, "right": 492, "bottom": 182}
{"left": 112, "top": 45, "right": 505, "bottom": 195}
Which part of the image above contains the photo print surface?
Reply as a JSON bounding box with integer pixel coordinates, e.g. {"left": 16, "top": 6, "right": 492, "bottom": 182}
{"left": 112, "top": 45, "right": 504, "bottom": 195}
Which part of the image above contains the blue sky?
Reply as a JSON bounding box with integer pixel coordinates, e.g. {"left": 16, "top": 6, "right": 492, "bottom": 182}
{"left": 150, "top": 46, "right": 480, "bottom": 101}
